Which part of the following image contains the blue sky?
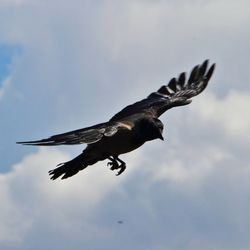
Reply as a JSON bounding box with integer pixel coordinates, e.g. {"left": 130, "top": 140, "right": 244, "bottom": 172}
{"left": 0, "top": 45, "right": 18, "bottom": 82}
{"left": 0, "top": 0, "right": 250, "bottom": 250}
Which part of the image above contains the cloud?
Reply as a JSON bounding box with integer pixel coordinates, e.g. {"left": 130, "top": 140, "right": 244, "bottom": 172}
{"left": 151, "top": 145, "right": 230, "bottom": 189}
{"left": 192, "top": 91, "right": 250, "bottom": 139}
{"left": 0, "top": 149, "right": 67, "bottom": 245}
{"left": 144, "top": 90, "right": 250, "bottom": 188}
{"left": 0, "top": 44, "right": 21, "bottom": 101}
{"left": 0, "top": 147, "right": 141, "bottom": 249}
{"left": 0, "top": 76, "right": 11, "bottom": 100}
{"left": 1, "top": 135, "right": 249, "bottom": 250}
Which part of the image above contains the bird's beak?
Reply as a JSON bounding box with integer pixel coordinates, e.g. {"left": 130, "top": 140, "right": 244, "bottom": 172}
{"left": 158, "top": 133, "right": 164, "bottom": 141}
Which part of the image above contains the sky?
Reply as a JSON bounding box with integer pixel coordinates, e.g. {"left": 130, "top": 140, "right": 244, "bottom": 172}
{"left": 0, "top": 0, "right": 250, "bottom": 249}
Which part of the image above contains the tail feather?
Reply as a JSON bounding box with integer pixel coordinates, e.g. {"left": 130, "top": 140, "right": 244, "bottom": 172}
{"left": 49, "top": 152, "right": 99, "bottom": 180}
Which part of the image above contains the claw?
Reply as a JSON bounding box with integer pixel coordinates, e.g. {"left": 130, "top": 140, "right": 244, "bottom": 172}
{"left": 107, "top": 161, "right": 119, "bottom": 170}
{"left": 116, "top": 163, "right": 126, "bottom": 176}
{"left": 107, "top": 157, "right": 126, "bottom": 176}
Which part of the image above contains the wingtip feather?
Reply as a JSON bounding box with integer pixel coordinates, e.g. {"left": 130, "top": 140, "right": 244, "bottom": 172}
{"left": 16, "top": 140, "right": 55, "bottom": 146}
{"left": 206, "top": 63, "right": 216, "bottom": 81}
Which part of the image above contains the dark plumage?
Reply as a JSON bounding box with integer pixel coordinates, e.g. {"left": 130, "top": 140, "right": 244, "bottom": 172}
{"left": 17, "top": 60, "right": 215, "bottom": 180}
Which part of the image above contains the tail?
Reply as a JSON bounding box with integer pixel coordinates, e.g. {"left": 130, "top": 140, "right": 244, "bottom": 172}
{"left": 49, "top": 151, "right": 100, "bottom": 180}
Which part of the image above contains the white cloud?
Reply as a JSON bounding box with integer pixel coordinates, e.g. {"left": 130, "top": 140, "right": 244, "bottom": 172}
{"left": 0, "top": 179, "right": 31, "bottom": 244}
{"left": 0, "top": 149, "right": 123, "bottom": 245}
{"left": 152, "top": 146, "right": 230, "bottom": 189}
{"left": 1, "top": 141, "right": 250, "bottom": 250}
{"left": 0, "top": 147, "right": 141, "bottom": 247}
{"left": 0, "top": 76, "right": 11, "bottom": 100}
{"left": 192, "top": 91, "right": 250, "bottom": 139}
{"left": 141, "top": 90, "right": 250, "bottom": 193}
{"left": 0, "top": 148, "right": 67, "bottom": 244}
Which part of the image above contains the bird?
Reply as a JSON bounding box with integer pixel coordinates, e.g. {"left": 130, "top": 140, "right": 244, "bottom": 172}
{"left": 17, "top": 60, "right": 215, "bottom": 180}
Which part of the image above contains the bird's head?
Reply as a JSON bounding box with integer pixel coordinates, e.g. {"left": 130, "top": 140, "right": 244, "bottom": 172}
{"left": 138, "top": 117, "right": 164, "bottom": 142}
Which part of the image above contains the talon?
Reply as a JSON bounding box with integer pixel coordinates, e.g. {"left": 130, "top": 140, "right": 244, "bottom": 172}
{"left": 107, "top": 161, "right": 119, "bottom": 170}
{"left": 107, "top": 157, "right": 126, "bottom": 175}
{"left": 116, "top": 163, "right": 126, "bottom": 176}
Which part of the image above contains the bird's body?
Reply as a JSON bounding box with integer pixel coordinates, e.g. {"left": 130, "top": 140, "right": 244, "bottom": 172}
{"left": 83, "top": 120, "right": 144, "bottom": 161}
{"left": 17, "top": 60, "right": 215, "bottom": 180}
{"left": 92, "top": 116, "right": 163, "bottom": 154}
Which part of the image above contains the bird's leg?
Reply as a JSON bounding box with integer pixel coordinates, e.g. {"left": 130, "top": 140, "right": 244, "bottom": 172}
{"left": 114, "top": 156, "right": 126, "bottom": 176}
{"left": 107, "top": 156, "right": 119, "bottom": 171}
{"left": 107, "top": 156, "right": 126, "bottom": 176}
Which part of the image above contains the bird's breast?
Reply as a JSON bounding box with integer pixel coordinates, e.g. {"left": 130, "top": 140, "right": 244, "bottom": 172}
{"left": 96, "top": 127, "right": 144, "bottom": 156}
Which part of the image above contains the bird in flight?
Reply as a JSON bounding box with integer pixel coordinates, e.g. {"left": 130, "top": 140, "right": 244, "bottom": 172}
{"left": 17, "top": 60, "right": 215, "bottom": 180}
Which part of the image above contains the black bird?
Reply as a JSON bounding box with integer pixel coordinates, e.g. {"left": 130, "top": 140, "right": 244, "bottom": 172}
{"left": 17, "top": 60, "right": 215, "bottom": 180}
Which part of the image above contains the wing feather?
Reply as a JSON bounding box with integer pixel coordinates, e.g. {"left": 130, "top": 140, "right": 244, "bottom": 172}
{"left": 110, "top": 60, "right": 215, "bottom": 121}
{"left": 17, "top": 122, "right": 120, "bottom": 146}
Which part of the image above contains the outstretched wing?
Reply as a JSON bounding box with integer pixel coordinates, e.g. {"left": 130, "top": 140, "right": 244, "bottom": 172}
{"left": 17, "top": 122, "right": 121, "bottom": 146}
{"left": 110, "top": 60, "right": 215, "bottom": 121}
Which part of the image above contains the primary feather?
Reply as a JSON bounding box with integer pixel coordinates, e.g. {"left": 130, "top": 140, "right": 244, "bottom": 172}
{"left": 17, "top": 122, "right": 120, "bottom": 146}
{"left": 110, "top": 60, "right": 215, "bottom": 120}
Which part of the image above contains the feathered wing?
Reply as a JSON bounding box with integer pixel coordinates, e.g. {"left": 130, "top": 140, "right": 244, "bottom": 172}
{"left": 110, "top": 60, "right": 215, "bottom": 121}
{"left": 17, "top": 122, "right": 120, "bottom": 146}
{"left": 17, "top": 60, "right": 215, "bottom": 146}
